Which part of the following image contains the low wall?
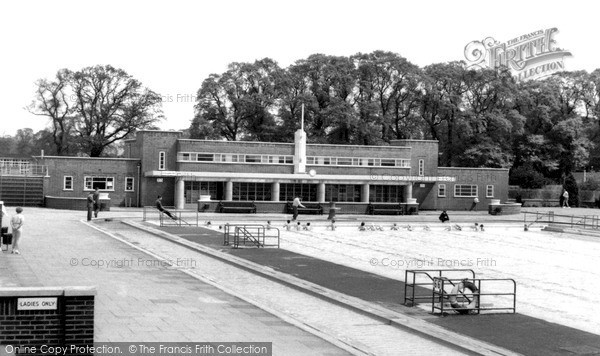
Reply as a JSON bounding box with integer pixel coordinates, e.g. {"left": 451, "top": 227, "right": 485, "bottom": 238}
{"left": 45, "top": 196, "right": 111, "bottom": 211}
{"left": 488, "top": 203, "right": 522, "bottom": 215}
{"left": 0, "top": 286, "right": 95, "bottom": 355}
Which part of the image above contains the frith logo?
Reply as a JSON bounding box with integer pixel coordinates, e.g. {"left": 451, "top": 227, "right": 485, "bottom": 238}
{"left": 464, "top": 28, "right": 572, "bottom": 81}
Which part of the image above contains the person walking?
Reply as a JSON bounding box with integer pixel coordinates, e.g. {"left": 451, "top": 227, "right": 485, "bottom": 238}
{"left": 470, "top": 197, "right": 479, "bottom": 211}
{"left": 92, "top": 187, "right": 101, "bottom": 218}
{"left": 562, "top": 189, "right": 570, "bottom": 208}
{"left": 327, "top": 201, "right": 338, "bottom": 220}
{"left": 86, "top": 191, "right": 95, "bottom": 221}
{"left": 10, "top": 207, "right": 24, "bottom": 254}
{"left": 292, "top": 196, "right": 305, "bottom": 221}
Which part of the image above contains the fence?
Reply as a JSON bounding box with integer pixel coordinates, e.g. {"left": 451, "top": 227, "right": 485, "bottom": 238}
{"left": 523, "top": 211, "right": 600, "bottom": 230}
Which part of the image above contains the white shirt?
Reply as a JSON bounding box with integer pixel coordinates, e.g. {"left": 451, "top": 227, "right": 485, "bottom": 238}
{"left": 11, "top": 213, "right": 24, "bottom": 232}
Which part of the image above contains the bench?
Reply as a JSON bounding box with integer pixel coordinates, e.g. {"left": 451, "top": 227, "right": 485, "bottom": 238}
{"left": 367, "top": 203, "right": 404, "bottom": 215}
{"left": 218, "top": 201, "right": 257, "bottom": 213}
{"left": 286, "top": 202, "right": 323, "bottom": 215}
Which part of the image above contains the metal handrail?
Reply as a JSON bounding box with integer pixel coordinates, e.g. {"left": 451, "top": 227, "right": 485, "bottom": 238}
{"left": 523, "top": 211, "right": 600, "bottom": 229}
{"left": 223, "top": 224, "right": 280, "bottom": 248}
{"left": 0, "top": 165, "right": 48, "bottom": 176}
{"left": 432, "top": 277, "right": 517, "bottom": 315}
{"left": 142, "top": 206, "right": 199, "bottom": 227}
{"left": 404, "top": 269, "right": 476, "bottom": 305}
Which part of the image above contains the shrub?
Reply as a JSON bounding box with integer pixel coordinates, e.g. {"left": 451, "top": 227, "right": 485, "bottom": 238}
{"left": 509, "top": 166, "right": 550, "bottom": 189}
{"left": 580, "top": 179, "right": 600, "bottom": 191}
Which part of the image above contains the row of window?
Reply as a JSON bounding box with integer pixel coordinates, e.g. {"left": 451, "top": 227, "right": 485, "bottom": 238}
{"left": 177, "top": 152, "right": 294, "bottom": 165}
{"left": 185, "top": 182, "right": 406, "bottom": 203}
{"left": 438, "top": 184, "right": 494, "bottom": 198}
{"left": 305, "top": 156, "right": 411, "bottom": 168}
{"left": 172, "top": 152, "right": 413, "bottom": 169}
{"left": 63, "top": 176, "right": 135, "bottom": 192}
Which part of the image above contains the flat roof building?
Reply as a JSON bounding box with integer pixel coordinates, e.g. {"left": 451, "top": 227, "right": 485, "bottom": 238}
{"left": 35, "top": 128, "right": 509, "bottom": 213}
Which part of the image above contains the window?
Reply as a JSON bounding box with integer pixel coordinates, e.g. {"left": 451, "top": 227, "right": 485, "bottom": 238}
{"left": 381, "top": 159, "right": 395, "bottom": 167}
{"left": 486, "top": 185, "right": 494, "bottom": 198}
{"left": 158, "top": 151, "right": 166, "bottom": 170}
{"left": 233, "top": 182, "right": 272, "bottom": 201}
{"left": 438, "top": 184, "right": 446, "bottom": 197}
{"left": 196, "top": 154, "right": 214, "bottom": 162}
{"left": 84, "top": 177, "right": 114, "bottom": 191}
{"left": 245, "top": 155, "right": 262, "bottom": 163}
{"left": 454, "top": 184, "right": 478, "bottom": 197}
{"left": 369, "top": 185, "right": 404, "bottom": 203}
{"left": 125, "top": 177, "right": 135, "bottom": 192}
{"left": 325, "top": 184, "right": 362, "bottom": 202}
{"left": 184, "top": 181, "right": 220, "bottom": 203}
{"left": 418, "top": 159, "right": 424, "bottom": 176}
{"left": 279, "top": 183, "right": 318, "bottom": 202}
{"left": 337, "top": 157, "right": 352, "bottom": 166}
{"left": 63, "top": 176, "right": 73, "bottom": 191}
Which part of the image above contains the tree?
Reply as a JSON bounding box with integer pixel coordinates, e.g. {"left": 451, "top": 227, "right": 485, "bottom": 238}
{"left": 68, "top": 65, "right": 163, "bottom": 156}
{"left": 419, "top": 62, "right": 469, "bottom": 166}
{"left": 0, "top": 135, "right": 15, "bottom": 156}
{"left": 27, "top": 69, "right": 74, "bottom": 155}
{"left": 353, "top": 51, "right": 423, "bottom": 143}
{"left": 192, "top": 59, "right": 282, "bottom": 141}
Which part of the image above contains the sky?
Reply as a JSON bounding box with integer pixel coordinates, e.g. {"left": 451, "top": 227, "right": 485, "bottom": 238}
{"left": 0, "top": 0, "right": 598, "bottom": 136}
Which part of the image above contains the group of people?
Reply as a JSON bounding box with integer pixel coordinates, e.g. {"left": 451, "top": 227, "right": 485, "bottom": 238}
{"left": 1, "top": 205, "right": 24, "bottom": 255}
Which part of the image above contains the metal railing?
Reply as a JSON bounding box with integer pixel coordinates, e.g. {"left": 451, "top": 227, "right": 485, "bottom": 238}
{"left": 0, "top": 164, "right": 48, "bottom": 176}
{"left": 432, "top": 277, "right": 517, "bottom": 315}
{"left": 142, "top": 206, "right": 199, "bottom": 227}
{"left": 523, "top": 211, "right": 600, "bottom": 230}
{"left": 223, "top": 224, "right": 280, "bottom": 248}
{"left": 404, "top": 269, "right": 476, "bottom": 306}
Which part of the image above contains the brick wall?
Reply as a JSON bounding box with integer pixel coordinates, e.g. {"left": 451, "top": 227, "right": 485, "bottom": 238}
{"left": 435, "top": 167, "right": 509, "bottom": 210}
{"left": 390, "top": 140, "right": 439, "bottom": 177}
{"left": 41, "top": 157, "right": 140, "bottom": 208}
{"left": 0, "top": 287, "right": 95, "bottom": 355}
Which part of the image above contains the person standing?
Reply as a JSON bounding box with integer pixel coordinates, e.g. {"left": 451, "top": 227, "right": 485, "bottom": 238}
{"left": 562, "top": 190, "right": 570, "bottom": 208}
{"left": 86, "top": 192, "right": 95, "bottom": 221}
{"left": 327, "top": 201, "right": 338, "bottom": 220}
{"left": 292, "top": 196, "right": 305, "bottom": 221}
{"left": 10, "top": 207, "right": 24, "bottom": 254}
{"left": 92, "top": 187, "right": 101, "bottom": 218}
{"left": 470, "top": 197, "right": 479, "bottom": 211}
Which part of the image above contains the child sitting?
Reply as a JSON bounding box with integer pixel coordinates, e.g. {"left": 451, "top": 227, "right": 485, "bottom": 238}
{"left": 302, "top": 222, "right": 312, "bottom": 231}
{"left": 453, "top": 224, "right": 462, "bottom": 231}
{"left": 391, "top": 223, "right": 399, "bottom": 231}
{"left": 359, "top": 222, "right": 367, "bottom": 231}
{"left": 479, "top": 224, "right": 485, "bottom": 231}
{"left": 283, "top": 220, "right": 292, "bottom": 231}
{"left": 470, "top": 223, "right": 479, "bottom": 231}
{"left": 327, "top": 219, "right": 337, "bottom": 231}
{"left": 422, "top": 225, "right": 431, "bottom": 231}
{"left": 406, "top": 224, "right": 413, "bottom": 231}
{"left": 296, "top": 221, "right": 302, "bottom": 231}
